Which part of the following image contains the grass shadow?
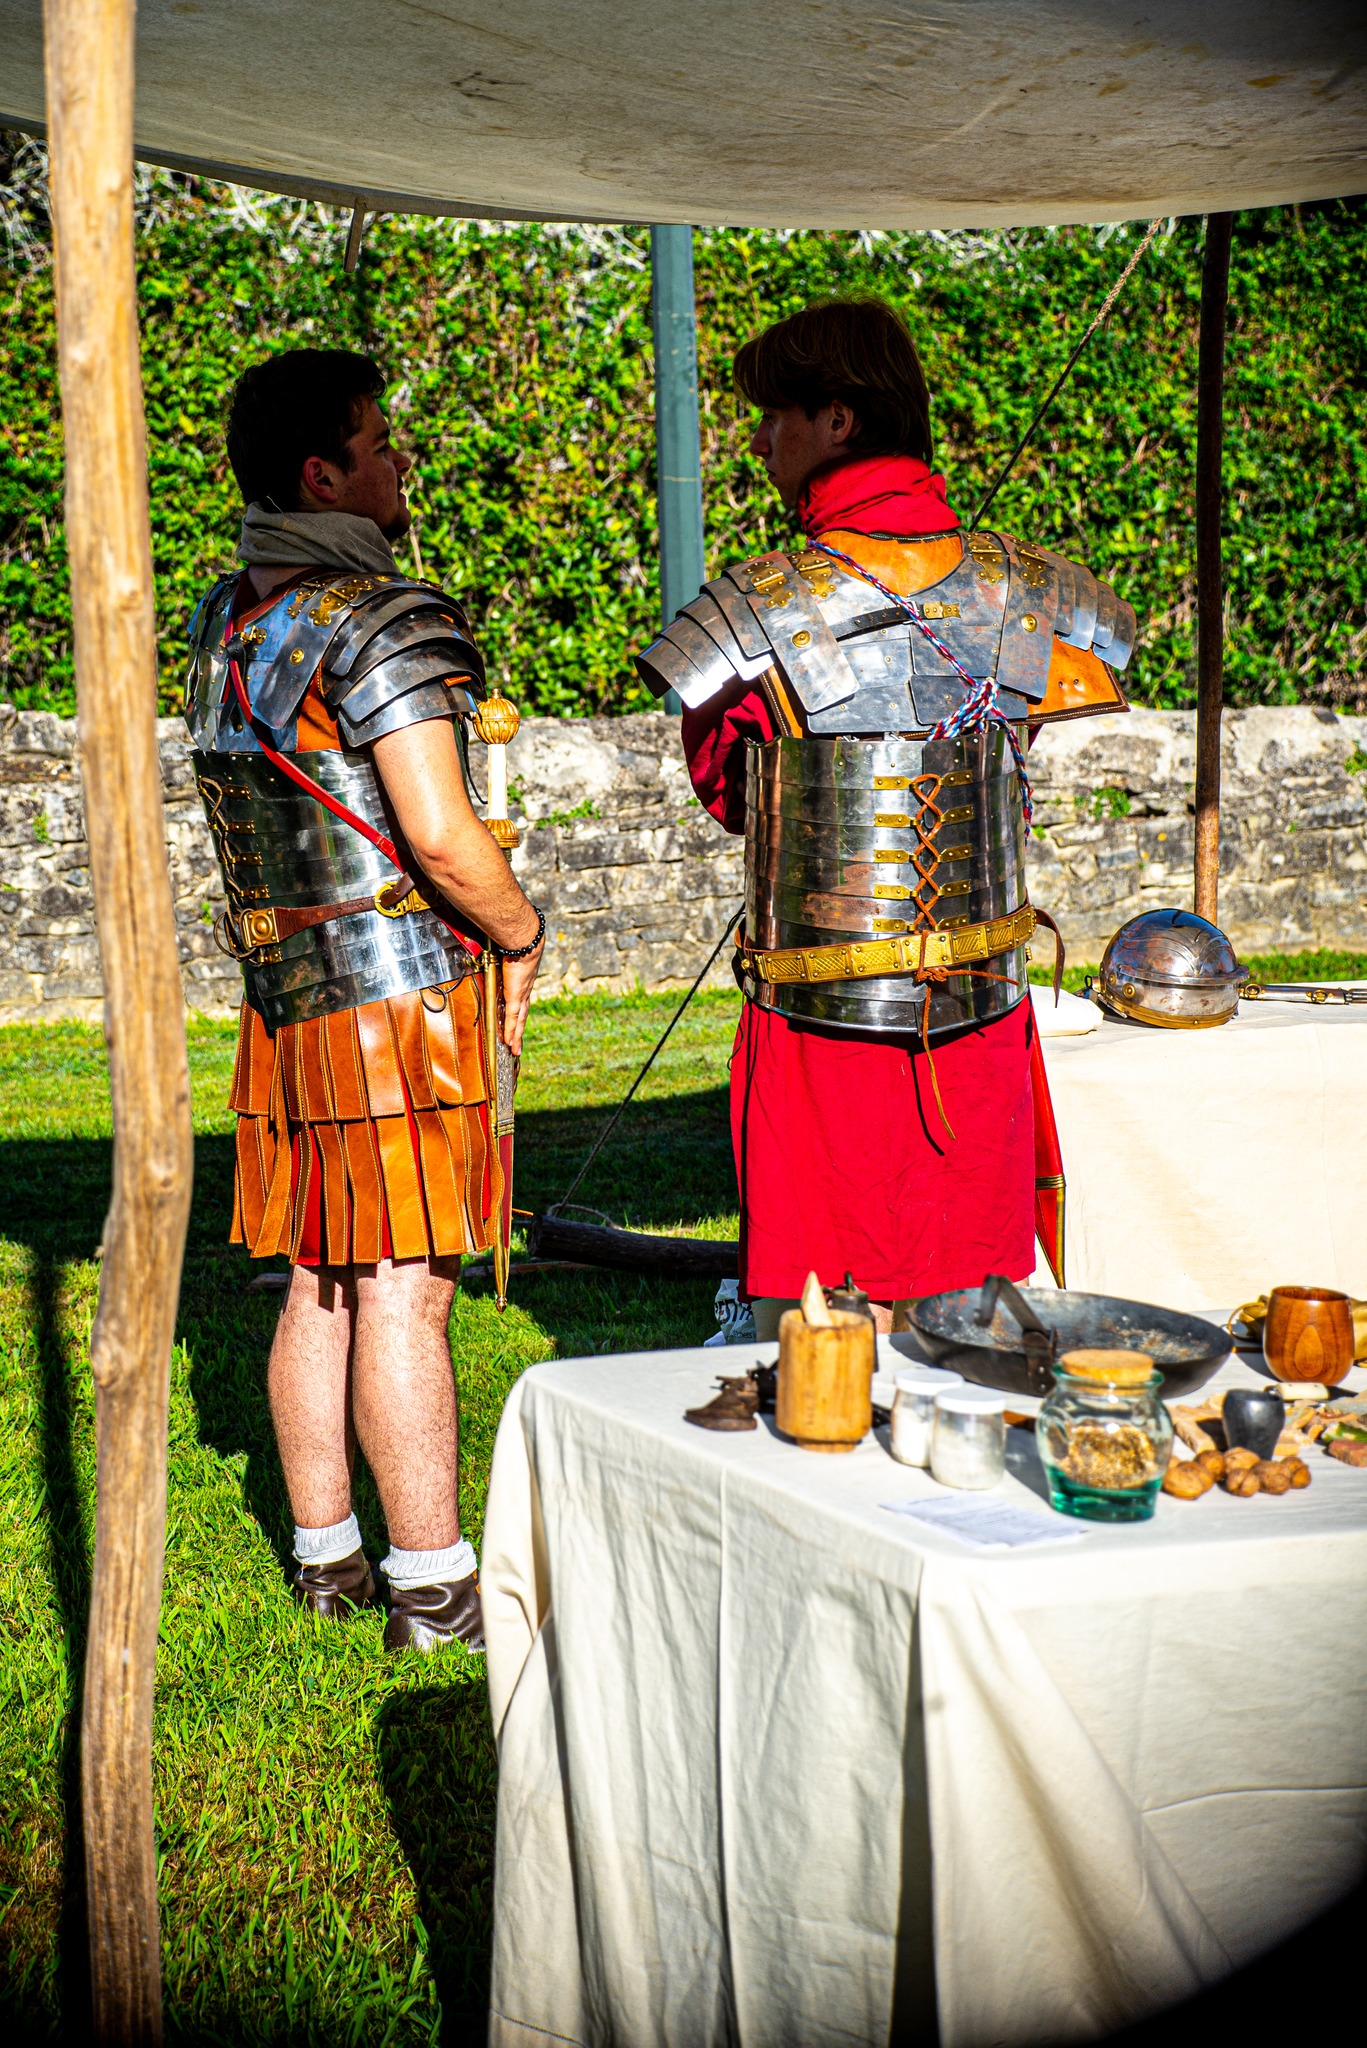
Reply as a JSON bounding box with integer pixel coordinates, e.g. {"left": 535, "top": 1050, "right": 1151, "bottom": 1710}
{"left": 0, "top": 1140, "right": 106, "bottom": 2033}
{"left": 0, "top": 1068, "right": 736, "bottom": 2039}
{"left": 373, "top": 1679, "right": 499, "bottom": 2044}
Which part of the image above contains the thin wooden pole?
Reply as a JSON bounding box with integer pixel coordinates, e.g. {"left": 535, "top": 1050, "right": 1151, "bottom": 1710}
{"left": 43, "top": 0, "right": 194, "bottom": 2039}
{"left": 650, "top": 224, "right": 705, "bottom": 715}
{"left": 1194, "top": 211, "right": 1232, "bottom": 923}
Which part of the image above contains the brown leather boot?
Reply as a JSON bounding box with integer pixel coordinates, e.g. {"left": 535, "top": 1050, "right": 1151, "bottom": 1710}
{"left": 685, "top": 1374, "right": 761, "bottom": 1430}
{"left": 292, "top": 1546, "right": 379, "bottom": 1619}
{"left": 384, "top": 1573, "right": 485, "bottom": 1653}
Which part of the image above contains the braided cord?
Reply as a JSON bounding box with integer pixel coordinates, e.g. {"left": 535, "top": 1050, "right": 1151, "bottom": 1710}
{"left": 807, "top": 540, "right": 1033, "bottom": 826}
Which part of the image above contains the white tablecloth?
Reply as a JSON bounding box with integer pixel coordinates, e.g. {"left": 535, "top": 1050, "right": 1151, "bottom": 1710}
{"left": 1032, "top": 1002, "right": 1367, "bottom": 1310}
{"left": 483, "top": 1342, "right": 1367, "bottom": 2048}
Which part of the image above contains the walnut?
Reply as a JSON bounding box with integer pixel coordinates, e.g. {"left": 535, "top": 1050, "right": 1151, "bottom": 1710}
{"left": 1284, "top": 1458, "right": 1311, "bottom": 1488}
{"left": 1253, "top": 1459, "right": 1293, "bottom": 1495}
{"left": 1224, "top": 1466, "right": 1262, "bottom": 1496}
{"left": 1224, "top": 1446, "right": 1260, "bottom": 1474}
{"left": 1162, "top": 1461, "right": 1213, "bottom": 1499}
{"left": 1195, "top": 1449, "right": 1226, "bottom": 1482}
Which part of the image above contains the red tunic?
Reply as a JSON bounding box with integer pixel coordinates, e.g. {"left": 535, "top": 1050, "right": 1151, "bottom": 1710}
{"left": 683, "top": 453, "right": 1037, "bottom": 1301}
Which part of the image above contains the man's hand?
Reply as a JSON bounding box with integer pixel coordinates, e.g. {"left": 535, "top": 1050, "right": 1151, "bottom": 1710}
{"left": 500, "top": 941, "right": 544, "bottom": 1056}
{"left": 371, "top": 717, "right": 545, "bottom": 1047}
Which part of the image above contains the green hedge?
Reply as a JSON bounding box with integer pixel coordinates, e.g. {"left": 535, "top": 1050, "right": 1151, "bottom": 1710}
{"left": 1, "top": 136, "right": 1364, "bottom": 718}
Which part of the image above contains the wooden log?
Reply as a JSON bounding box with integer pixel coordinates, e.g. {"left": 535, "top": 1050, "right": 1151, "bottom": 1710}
{"left": 776, "top": 1309, "right": 874, "bottom": 1452}
{"left": 529, "top": 1213, "right": 738, "bottom": 1278}
{"left": 1194, "top": 211, "right": 1233, "bottom": 925}
{"left": 43, "top": 0, "right": 194, "bottom": 2038}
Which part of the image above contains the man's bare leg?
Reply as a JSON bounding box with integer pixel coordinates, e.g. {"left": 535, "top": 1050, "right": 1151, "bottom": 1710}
{"left": 268, "top": 1255, "right": 462, "bottom": 1543}
{"left": 267, "top": 1264, "right": 375, "bottom": 1615}
{"left": 351, "top": 1255, "right": 462, "bottom": 1549}
{"left": 268, "top": 1252, "right": 478, "bottom": 1646}
{"left": 350, "top": 1255, "right": 481, "bottom": 1651}
{"left": 268, "top": 1264, "right": 357, "bottom": 1528}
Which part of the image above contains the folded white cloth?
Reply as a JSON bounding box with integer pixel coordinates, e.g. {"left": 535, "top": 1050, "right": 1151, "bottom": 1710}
{"left": 1030, "top": 983, "right": 1100, "bottom": 1037}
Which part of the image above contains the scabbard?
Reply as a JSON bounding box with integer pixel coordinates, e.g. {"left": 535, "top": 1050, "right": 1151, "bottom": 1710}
{"left": 480, "top": 952, "right": 511, "bottom": 1309}
{"left": 1030, "top": 1020, "right": 1066, "bottom": 1288}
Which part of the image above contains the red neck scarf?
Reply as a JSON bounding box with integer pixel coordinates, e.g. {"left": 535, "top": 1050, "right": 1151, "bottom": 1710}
{"left": 797, "top": 453, "right": 959, "bottom": 539}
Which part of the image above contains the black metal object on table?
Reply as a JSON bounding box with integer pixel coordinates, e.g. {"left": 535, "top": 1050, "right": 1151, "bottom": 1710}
{"left": 908, "top": 1279, "right": 1227, "bottom": 1401}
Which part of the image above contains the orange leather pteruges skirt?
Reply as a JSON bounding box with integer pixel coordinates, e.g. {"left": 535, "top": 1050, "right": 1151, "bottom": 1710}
{"left": 229, "top": 976, "right": 493, "bottom": 1268}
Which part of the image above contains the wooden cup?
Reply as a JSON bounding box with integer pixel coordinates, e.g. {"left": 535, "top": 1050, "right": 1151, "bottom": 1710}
{"left": 1262, "top": 1285, "right": 1355, "bottom": 1386}
{"left": 776, "top": 1309, "right": 875, "bottom": 1453}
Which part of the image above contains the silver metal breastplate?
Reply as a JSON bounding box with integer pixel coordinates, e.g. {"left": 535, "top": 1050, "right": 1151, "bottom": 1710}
{"left": 194, "top": 748, "right": 478, "bottom": 1030}
{"left": 744, "top": 728, "right": 1029, "bottom": 1038}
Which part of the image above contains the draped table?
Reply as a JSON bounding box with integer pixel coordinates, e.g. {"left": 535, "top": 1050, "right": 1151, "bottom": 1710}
{"left": 1030, "top": 997, "right": 1367, "bottom": 1309}
{"left": 482, "top": 1341, "right": 1367, "bottom": 2048}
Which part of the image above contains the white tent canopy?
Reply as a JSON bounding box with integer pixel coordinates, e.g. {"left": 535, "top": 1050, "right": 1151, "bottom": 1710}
{"left": 3, "top": 0, "right": 1365, "bottom": 227}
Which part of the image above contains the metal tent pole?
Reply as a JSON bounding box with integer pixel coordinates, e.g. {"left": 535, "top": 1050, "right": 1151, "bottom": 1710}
{"left": 1194, "top": 212, "right": 1233, "bottom": 924}
{"left": 650, "top": 225, "right": 706, "bottom": 715}
{"left": 43, "top": 0, "right": 194, "bottom": 2035}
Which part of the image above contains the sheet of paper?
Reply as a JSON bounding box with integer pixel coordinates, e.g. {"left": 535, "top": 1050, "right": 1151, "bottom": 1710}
{"left": 881, "top": 1493, "right": 1084, "bottom": 1549}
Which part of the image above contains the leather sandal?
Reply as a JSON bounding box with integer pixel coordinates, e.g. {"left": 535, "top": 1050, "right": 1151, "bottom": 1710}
{"left": 685, "top": 1374, "right": 761, "bottom": 1431}
{"left": 385, "top": 1573, "right": 485, "bottom": 1653}
{"left": 292, "top": 1546, "right": 379, "bottom": 1619}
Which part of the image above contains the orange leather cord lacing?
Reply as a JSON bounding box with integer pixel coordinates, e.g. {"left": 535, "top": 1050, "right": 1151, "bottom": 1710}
{"left": 900, "top": 770, "right": 1023, "bottom": 1141}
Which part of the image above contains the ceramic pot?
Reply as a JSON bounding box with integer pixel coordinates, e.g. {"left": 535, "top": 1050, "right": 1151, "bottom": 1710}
{"left": 1223, "top": 1386, "right": 1285, "bottom": 1459}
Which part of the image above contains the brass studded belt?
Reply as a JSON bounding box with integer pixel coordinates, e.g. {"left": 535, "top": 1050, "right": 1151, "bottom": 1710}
{"left": 739, "top": 904, "right": 1036, "bottom": 987}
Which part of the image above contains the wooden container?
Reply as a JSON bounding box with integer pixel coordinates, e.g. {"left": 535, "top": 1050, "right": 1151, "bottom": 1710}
{"left": 776, "top": 1309, "right": 875, "bottom": 1452}
{"left": 1262, "top": 1285, "right": 1355, "bottom": 1387}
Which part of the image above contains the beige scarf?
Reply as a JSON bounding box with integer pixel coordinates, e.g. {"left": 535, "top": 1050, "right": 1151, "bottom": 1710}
{"left": 237, "top": 502, "right": 398, "bottom": 575}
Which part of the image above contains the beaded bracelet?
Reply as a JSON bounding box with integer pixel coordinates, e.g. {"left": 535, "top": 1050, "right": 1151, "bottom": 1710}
{"left": 498, "top": 905, "right": 545, "bottom": 960}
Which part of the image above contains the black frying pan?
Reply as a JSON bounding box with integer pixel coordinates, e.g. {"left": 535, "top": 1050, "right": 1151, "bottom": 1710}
{"left": 905, "top": 1276, "right": 1229, "bottom": 1400}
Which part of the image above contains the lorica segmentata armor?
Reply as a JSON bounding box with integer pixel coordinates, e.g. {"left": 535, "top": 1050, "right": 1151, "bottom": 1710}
{"left": 634, "top": 527, "right": 1134, "bottom": 729}
{"left": 742, "top": 727, "right": 1029, "bottom": 1036}
{"left": 186, "top": 569, "right": 487, "bottom": 1030}
{"left": 638, "top": 527, "right": 1135, "bottom": 1040}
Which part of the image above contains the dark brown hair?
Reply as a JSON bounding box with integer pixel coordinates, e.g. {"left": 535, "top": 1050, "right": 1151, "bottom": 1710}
{"left": 733, "top": 297, "right": 932, "bottom": 464}
{"left": 227, "top": 349, "right": 385, "bottom": 510}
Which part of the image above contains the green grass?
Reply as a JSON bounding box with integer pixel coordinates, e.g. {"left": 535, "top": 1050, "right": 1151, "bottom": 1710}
{"left": 0, "top": 988, "right": 743, "bottom": 2044}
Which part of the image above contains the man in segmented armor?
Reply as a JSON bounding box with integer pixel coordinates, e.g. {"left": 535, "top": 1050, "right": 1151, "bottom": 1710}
{"left": 187, "top": 350, "right": 544, "bottom": 1650}
{"left": 636, "top": 298, "right": 1137, "bottom": 1332}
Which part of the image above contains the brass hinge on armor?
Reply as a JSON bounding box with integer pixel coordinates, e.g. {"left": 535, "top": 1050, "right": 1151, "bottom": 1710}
{"left": 739, "top": 905, "right": 1037, "bottom": 988}
{"left": 215, "top": 873, "right": 430, "bottom": 962}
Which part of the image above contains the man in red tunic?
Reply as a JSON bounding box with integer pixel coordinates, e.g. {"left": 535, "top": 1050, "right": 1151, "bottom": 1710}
{"left": 636, "top": 298, "right": 1135, "bottom": 1332}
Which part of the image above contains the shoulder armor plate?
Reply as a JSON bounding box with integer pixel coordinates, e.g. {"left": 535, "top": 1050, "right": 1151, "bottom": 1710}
{"left": 182, "top": 570, "right": 485, "bottom": 753}
{"left": 634, "top": 532, "right": 1135, "bottom": 731}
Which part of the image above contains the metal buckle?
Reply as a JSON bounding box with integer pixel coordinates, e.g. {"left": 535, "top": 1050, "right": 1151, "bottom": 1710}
{"left": 237, "top": 907, "right": 280, "bottom": 949}
{"left": 374, "top": 884, "right": 429, "bottom": 919}
{"left": 213, "top": 906, "right": 278, "bottom": 961}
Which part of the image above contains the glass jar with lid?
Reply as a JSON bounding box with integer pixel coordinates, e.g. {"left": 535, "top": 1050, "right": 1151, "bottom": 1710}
{"left": 1037, "top": 1350, "right": 1174, "bottom": 1521}
{"left": 890, "top": 1368, "right": 964, "bottom": 1468}
{"left": 930, "top": 1385, "right": 1007, "bottom": 1490}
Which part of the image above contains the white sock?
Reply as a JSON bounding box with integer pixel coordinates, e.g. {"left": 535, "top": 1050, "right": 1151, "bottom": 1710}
{"left": 293, "top": 1512, "right": 362, "bottom": 1567}
{"left": 381, "top": 1538, "right": 477, "bottom": 1590}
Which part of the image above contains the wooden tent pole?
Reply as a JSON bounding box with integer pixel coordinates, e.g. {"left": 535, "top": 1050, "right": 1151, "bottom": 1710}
{"left": 1194, "top": 211, "right": 1232, "bottom": 923}
{"left": 43, "top": 0, "right": 194, "bottom": 2038}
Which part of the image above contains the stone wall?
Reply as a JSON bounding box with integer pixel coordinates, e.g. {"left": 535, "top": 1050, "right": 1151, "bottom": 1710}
{"left": 3, "top": 702, "right": 1366, "bottom": 1023}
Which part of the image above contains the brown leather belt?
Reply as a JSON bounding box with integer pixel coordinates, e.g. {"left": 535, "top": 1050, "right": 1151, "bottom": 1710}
{"left": 218, "top": 873, "right": 429, "bottom": 961}
{"left": 739, "top": 904, "right": 1036, "bottom": 986}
